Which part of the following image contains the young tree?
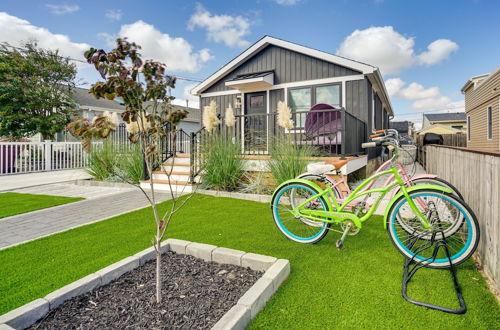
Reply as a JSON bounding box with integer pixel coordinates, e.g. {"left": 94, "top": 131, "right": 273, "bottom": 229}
{"left": 0, "top": 42, "right": 77, "bottom": 141}
{"left": 67, "top": 39, "right": 192, "bottom": 303}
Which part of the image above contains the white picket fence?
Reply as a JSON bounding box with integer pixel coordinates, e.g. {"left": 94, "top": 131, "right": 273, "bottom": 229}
{"left": 0, "top": 141, "right": 100, "bottom": 175}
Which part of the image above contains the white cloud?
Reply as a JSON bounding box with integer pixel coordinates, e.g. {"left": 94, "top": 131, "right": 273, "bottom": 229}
{"left": 385, "top": 78, "right": 405, "bottom": 97}
{"left": 188, "top": 4, "right": 251, "bottom": 48}
{"left": 411, "top": 96, "right": 452, "bottom": 110}
{"left": 172, "top": 83, "right": 200, "bottom": 109}
{"left": 111, "top": 20, "right": 213, "bottom": 72}
{"left": 0, "top": 12, "right": 90, "bottom": 61}
{"left": 417, "top": 39, "right": 459, "bottom": 66}
{"left": 398, "top": 82, "right": 440, "bottom": 100}
{"left": 337, "top": 26, "right": 458, "bottom": 75}
{"left": 45, "top": 4, "right": 79, "bottom": 15}
{"left": 105, "top": 9, "right": 122, "bottom": 22}
{"left": 337, "top": 26, "right": 415, "bottom": 75}
{"left": 273, "top": 0, "right": 301, "bottom": 5}
{"left": 387, "top": 78, "right": 456, "bottom": 111}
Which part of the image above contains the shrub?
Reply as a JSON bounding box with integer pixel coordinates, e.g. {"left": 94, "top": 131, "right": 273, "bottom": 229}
{"left": 268, "top": 136, "right": 317, "bottom": 186}
{"left": 87, "top": 142, "right": 143, "bottom": 183}
{"left": 86, "top": 141, "right": 117, "bottom": 181}
{"left": 200, "top": 132, "right": 243, "bottom": 191}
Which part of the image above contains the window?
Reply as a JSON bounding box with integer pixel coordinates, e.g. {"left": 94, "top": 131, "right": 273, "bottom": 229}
{"left": 467, "top": 116, "right": 471, "bottom": 141}
{"left": 250, "top": 95, "right": 264, "bottom": 107}
{"left": 487, "top": 106, "right": 493, "bottom": 140}
{"left": 288, "top": 84, "right": 340, "bottom": 127}
{"left": 315, "top": 85, "right": 340, "bottom": 106}
{"left": 288, "top": 88, "right": 311, "bottom": 127}
{"left": 451, "top": 125, "right": 463, "bottom": 130}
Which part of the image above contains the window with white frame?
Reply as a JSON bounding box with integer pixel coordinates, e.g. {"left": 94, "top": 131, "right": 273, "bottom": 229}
{"left": 467, "top": 115, "right": 471, "bottom": 141}
{"left": 288, "top": 84, "right": 340, "bottom": 127}
{"left": 487, "top": 106, "right": 493, "bottom": 140}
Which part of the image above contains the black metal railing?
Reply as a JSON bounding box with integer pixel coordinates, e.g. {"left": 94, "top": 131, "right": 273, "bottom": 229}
{"left": 218, "top": 108, "right": 366, "bottom": 157}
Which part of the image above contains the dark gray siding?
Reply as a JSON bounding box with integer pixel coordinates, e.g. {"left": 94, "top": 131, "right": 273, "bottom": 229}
{"left": 200, "top": 94, "right": 240, "bottom": 117}
{"left": 346, "top": 79, "right": 368, "bottom": 123}
{"left": 203, "top": 45, "right": 361, "bottom": 93}
{"left": 269, "top": 89, "right": 285, "bottom": 113}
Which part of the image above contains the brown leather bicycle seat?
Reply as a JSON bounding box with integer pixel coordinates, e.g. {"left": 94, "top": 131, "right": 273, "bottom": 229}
{"left": 326, "top": 159, "right": 348, "bottom": 169}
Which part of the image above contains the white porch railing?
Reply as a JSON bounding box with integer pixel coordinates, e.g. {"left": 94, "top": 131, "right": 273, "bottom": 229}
{"left": 0, "top": 141, "right": 99, "bottom": 175}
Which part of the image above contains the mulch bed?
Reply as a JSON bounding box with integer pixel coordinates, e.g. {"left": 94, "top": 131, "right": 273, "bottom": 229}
{"left": 30, "top": 251, "right": 262, "bottom": 329}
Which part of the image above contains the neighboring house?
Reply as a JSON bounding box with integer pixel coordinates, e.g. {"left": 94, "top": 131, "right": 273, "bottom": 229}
{"left": 389, "top": 120, "right": 414, "bottom": 137}
{"left": 53, "top": 88, "right": 200, "bottom": 142}
{"left": 461, "top": 67, "right": 500, "bottom": 151}
{"left": 192, "top": 36, "right": 393, "bottom": 160}
{"left": 419, "top": 112, "right": 467, "bottom": 136}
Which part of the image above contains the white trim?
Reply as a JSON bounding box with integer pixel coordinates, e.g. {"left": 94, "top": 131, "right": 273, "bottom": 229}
{"left": 192, "top": 36, "right": 375, "bottom": 95}
{"left": 201, "top": 75, "right": 365, "bottom": 98}
{"left": 241, "top": 92, "right": 245, "bottom": 153}
{"left": 266, "top": 89, "right": 270, "bottom": 153}
{"left": 341, "top": 81, "right": 346, "bottom": 108}
{"left": 467, "top": 115, "right": 471, "bottom": 142}
{"left": 486, "top": 104, "right": 493, "bottom": 140}
{"left": 225, "top": 73, "right": 274, "bottom": 88}
{"left": 200, "top": 90, "right": 242, "bottom": 98}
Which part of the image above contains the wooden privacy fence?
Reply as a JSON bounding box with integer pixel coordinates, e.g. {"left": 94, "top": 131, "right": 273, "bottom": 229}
{"left": 416, "top": 133, "right": 467, "bottom": 167}
{"left": 425, "top": 145, "right": 500, "bottom": 287}
{"left": 0, "top": 141, "right": 101, "bottom": 175}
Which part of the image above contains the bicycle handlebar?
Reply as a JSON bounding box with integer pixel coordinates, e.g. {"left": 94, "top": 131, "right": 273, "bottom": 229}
{"left": 361, "top": 142, "right": 378, "bottom": 148}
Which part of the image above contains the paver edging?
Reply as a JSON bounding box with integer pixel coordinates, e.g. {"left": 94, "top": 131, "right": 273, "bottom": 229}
{"left": 196, "top": 189, "right": 272, "bottom": 203}
{"left": 0, "top": 239, "right": 289, "bottom": 330}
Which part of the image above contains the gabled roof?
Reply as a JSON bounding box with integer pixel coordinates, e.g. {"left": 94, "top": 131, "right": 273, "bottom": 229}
{"left": 72, "top": 87, "right": 125, "bottom": 111}
{"left": 191, "top": 36, "right": 392, "bottom": 115}
{"left": 460, "top": 69, "right": 499, "bottom": 94}
{"left": 423, "top": 112, "right": 466, "bottom": 122}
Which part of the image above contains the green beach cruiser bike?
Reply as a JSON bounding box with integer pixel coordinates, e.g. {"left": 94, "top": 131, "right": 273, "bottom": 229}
{"left": 271, "top": 137, "right": 480, "bottom": 269}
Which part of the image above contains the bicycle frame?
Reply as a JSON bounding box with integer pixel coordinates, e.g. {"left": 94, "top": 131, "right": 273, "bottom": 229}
{"left": 293, "top": 166, "right": 431, "bottom": 230}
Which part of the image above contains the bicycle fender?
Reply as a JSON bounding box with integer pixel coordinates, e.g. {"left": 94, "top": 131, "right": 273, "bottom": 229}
{"left": 271, "top": 179, "right": 330, "bottom": 208}
{"left": 383, "top": 184, "right": 454, "bottom": 229}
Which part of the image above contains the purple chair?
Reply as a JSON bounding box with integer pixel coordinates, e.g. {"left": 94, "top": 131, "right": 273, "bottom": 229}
{"left": 302, "top": 103, "right": 343, "bottom": 145}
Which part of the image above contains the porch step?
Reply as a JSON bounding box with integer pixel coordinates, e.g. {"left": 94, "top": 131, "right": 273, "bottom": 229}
{"left": 140, "top": 179, "right": 198, "bottom": 193}
{"left": 164, "top": 157, "right": 190, "bottom": 165}
{"left": 152, "top": 171, "right": 201, "bottom": 183}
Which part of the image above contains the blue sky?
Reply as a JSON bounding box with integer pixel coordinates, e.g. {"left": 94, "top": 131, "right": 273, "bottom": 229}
{"left": 1, "top": 0, "right": 499, "bottom": 127}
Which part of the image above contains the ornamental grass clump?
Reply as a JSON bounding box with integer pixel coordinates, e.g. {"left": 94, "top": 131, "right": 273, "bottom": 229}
{"left": 268, "top": 101, "right": 316, "bottom": 186}
{"left": 268, "top": 137, "right": 317, "bottom": 186}
{"left": 199, "top": 101, "right": 243, "bottom": 191}
{"left": 200, "top": 127, "right": 243, "bottom": 191}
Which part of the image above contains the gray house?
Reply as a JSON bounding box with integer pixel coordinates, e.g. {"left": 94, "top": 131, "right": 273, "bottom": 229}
{"left": 192, "top": 36, "right": 393, "bottom": 159}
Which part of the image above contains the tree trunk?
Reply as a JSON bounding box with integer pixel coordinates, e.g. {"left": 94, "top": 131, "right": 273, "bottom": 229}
{"left": 156, "top": 236, "right": 162, "bottom": 304}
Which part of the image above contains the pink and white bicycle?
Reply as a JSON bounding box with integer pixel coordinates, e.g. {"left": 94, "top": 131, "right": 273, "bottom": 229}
{"left": 296, "top": 129, "right": 462, "bottom": 223}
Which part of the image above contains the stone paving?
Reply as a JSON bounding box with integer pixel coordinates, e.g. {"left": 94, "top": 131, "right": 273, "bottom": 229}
{"left": 0, "top": 189, "right": 173, "bottom": 250}
{"left": 0, "top": 169, "right": 91, "bottom": 192}
{"left": 11, "top": 183, "right": 135, "bottom": 200}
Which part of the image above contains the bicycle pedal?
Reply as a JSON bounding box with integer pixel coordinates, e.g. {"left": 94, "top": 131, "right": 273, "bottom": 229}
{"left": 336, "top": 240, "right": 344, "bottom": 250}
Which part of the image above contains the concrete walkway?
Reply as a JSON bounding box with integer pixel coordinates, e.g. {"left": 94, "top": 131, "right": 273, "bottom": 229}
{"left": 11, "top": 182, "right": 135, "bottom": 199}
{"left": 0, "top": 169, "right": 91, "bottom": 192}
{"left": 0, "top": 188, "right": 173, "bottom": 250}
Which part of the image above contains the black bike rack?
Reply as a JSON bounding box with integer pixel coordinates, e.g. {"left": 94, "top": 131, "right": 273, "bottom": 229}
{"left": 402, "top": 230, "right": 466, "bottom": 314}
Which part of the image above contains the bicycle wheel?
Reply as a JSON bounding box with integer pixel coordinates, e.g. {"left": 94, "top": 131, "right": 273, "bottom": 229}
{"left": 271, "top": 182, "right": 330, "bottom": 244}
{"left": 386, "top": 189, "right": 479, "bottom": 268}
{"left": 410, "top": 177, "right": 463, "bottom": 200}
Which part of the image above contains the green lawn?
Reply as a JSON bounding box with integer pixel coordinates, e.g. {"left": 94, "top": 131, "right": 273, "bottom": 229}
{"left": 0, "top": 192, "right": 84, "bottom": 218}
{"left": 0, "top": 194, "right": 498, "bottom": 329}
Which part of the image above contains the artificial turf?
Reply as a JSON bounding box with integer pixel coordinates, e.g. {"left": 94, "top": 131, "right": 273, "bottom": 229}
{"left": 0, "top": 194, "right": 498, "bottom": 329}
{"left": 0, "top": 192, "right": 84, "bottom": 219}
